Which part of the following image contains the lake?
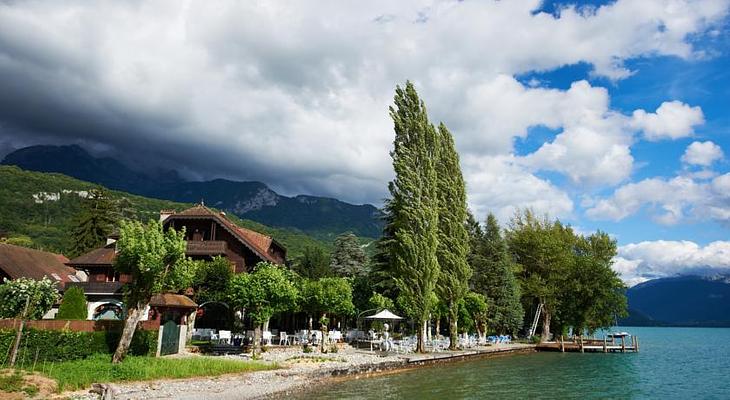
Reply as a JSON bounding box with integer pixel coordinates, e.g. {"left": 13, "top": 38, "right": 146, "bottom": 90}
{"left": 296, "top": 327, "right": 730, "bottom": 399}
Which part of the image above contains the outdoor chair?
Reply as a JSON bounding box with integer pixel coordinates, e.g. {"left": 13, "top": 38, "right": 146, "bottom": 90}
{"left": 279, "top": 331, "right": 288, "bottom": 345}
{"left": 262, "top": 331, "right": 273, "bottom": 345}
{"left": 218, "top": 330, "right": 232, "bottom": 344}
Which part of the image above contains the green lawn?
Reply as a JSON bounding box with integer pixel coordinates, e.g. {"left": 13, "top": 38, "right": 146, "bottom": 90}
{"left": 31, "top": 354, "right": 277, "bottom": 392}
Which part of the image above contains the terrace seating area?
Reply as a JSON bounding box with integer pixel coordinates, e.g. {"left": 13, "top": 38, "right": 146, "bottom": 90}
{"left": 190, "top": 327, "right": 348, "bottom": 354}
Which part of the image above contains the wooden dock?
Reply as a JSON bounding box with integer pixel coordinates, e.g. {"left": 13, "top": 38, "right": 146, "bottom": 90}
{"left": 536, "top": 335, "right": 639, "bottom": 353}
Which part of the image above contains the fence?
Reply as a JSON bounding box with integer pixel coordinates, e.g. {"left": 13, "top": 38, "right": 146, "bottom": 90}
{"left": 0, "top": 319, "right": 159, "bottom": 332}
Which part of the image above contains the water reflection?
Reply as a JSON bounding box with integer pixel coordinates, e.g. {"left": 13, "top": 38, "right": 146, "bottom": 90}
{"left": 295, "top": 327, "right": 730, "bottom": 399}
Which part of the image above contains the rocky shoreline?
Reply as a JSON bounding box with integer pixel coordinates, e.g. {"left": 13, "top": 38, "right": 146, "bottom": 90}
{"left": 65, "top": 344, "right": 534, "bottom": 400}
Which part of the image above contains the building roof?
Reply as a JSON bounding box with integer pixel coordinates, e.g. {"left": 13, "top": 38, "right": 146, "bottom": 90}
{"left": 149, "top": 293, "right": 197, "bottom": 309}
{"left": 166, "top": 204, "right": 284, "bottom": 264}
{"left": 0, "top": 243, "right": 79, "bottom": 284}
{"left": 66, "top": 244, "right": 116, "bottom": 266}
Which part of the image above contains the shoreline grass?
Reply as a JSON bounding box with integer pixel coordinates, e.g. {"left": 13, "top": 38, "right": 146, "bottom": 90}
{"left": 28, "top": 354, "right": 277, "bottom": 392}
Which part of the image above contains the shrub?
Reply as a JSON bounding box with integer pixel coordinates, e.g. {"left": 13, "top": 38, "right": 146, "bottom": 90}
{"left": 0, "top": 328, "right": 158, "bottom": 365}
{"left": 56, "top": 287, "right": 88, "bottom": 320}
{"left": 0, "top": 277, "right": 59, "bottom": 319}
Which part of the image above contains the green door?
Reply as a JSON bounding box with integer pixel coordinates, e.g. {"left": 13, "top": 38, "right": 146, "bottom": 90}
{"left": 161, "top": 314, "right": 180, "bottom": 355}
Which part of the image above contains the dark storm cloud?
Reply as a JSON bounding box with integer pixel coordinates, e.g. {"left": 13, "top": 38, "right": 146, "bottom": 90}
{"left": 0, "top": 0, "right": 725, "bottom": 209}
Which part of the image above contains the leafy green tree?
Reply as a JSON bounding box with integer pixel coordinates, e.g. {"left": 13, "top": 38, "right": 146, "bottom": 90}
{"left": 305, "top": 277, "right": 355, "bottom": 351}
{"left": 0, "top": 277, "right": 59, "bottom": 319}
{"left": 56, "top": 286, "right": 88, "bottom": 320}
{"left": 385, "top": 81, "right": 441, "bottom": 353}
{"left": 351, "top": 274, "right": 375, "bottom": 315}
{"left": 227, "top": 262, "right": 299, "bottom": 355}
{"left": 507, "top": 209, "right": 574, "bottom": 343}
{"left": 470, "top": 213, "right": 524, "bottom": 335}
{"left": 112, "top": 220, "right": 197, "bottom": 363}
{"left": 434, "top": 123, "right": 471, "bottom": 350}
{"left": 330, "top": 233, "right": 368, "bottom": 277}
{"left": 459, "top": 292, "right": 488, "bottom": 338}
{"left": 293, "top": 246, "right": 332, "bottom": 279}
{"left": 367, "top": 292, "right": 395, "bottom": 312}
{"left": 560, "top": 232, "right": 627, "bottom": 336}
{"left": 192, "top": 256, "right": 234, "bottom": 304}
{"left": 70, "top": 187, "right": 117, "bottom": 257}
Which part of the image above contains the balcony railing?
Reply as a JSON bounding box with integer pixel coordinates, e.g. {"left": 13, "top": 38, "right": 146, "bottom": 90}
{"left": 185, "top": 240, "right": 227, "bottom": 256}
{"left": 66, "top": 281, "right": 124, "bottom": 295}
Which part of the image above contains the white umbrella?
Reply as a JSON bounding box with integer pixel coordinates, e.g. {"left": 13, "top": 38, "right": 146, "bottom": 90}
{"left": 364, "top": 309, "right": 403, "bottom": 320}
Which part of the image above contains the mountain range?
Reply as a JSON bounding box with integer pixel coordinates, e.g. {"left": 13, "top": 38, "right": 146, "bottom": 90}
{"left": 0, "top": 165, "right": 329, "bottom": 258}
{"left": 621, "top": 274, "right": 730, "bottom": 327}
{"left": 2, "top": 145, "right": 383, "bottom": 240}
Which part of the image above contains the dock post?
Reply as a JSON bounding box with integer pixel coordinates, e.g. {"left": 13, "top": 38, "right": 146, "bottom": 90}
{"left": 603, "top": 336, "right": 607, "bottom": 353}
{"left": 579, "top": 336, "right": 584, "bottom": 353}
{"left": 621, "top": 337, "right": 626, "bottom": 353}
{"left": 636, "top": 336, "right": 639, "bottom": 353}
{"left": 560, "top": 335, "right": 564, "bottom": 352}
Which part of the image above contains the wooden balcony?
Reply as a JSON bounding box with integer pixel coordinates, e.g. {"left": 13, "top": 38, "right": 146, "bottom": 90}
{"left": 185, "top": 240, "right": 228, "bottom": 256}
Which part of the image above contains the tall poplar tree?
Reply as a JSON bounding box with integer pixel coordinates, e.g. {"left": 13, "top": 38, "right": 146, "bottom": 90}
{"left": 386, "top": 81, "right": 440, "bottom": 353}
{"left": 434, "top": 123, "right": 471, "bottom": 350}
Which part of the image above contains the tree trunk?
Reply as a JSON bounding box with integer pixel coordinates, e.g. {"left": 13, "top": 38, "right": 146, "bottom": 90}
{"left": 252, "top": 324, "right": 262, "bottom": 357}
{"left": 263, "top": 318, "right": 270, "bottom": 333}
{"left": 417, "top": 319, "right": 427, "bottom": 353}
{"left": 307, "top": 315, "right": 313, "bottom": 335}
{"left": 9, "top": 319, "right": 24, "bottom": 367}
{"left": 540, "top": 308, "right": 551, "bottom": 344}
{"left": 435, "top": 318, "right": 440, "bottom": 338}
{"left": 320, "top": 313, "right": 328, "bottom": 353}
{"left": 9, "top": 296, "right": 30, "bottom": 367}
{"left": 448, "top": 302, "right": 458, "bottom": 350}
{"left": 477, "top": 322, "right": 486, "bottom": 344}
{"left": 186, "top": 309, "right": 197, "bottom": 343}
{"left": 112, "top": 301, "right": 146, "bottom": 363}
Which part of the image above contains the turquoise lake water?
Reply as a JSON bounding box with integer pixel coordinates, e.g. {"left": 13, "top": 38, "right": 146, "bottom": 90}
{"left": 297, "top": 327, "right": 730, "bottom": 399}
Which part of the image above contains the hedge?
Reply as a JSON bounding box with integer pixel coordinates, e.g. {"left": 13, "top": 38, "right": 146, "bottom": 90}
{"left": 0, "top": 328, "right": 158, "bottom": 365}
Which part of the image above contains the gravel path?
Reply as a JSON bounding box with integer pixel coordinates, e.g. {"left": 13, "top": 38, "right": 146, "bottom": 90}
{"left": 67, "top": 347, "right": 405, "bottom": 400}
{"left": 66, "top": 344, "right": 533, "bottom": 399}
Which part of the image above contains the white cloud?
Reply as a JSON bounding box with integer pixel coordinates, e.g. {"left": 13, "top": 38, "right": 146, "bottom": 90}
{"left": 631, "top": 101, "right": 705, "bottom": 141}
{"left": 0, "top": 0, "right": 725, "bottom": 208}
{"left": 463, "top": 154, "right": 573, "bottom": 223}
{"left": 587, "top": 172, "right": 730, "bottom": 224}
{"left": 520, "top": 81, "right": 634, "bottom": 187}
{"left": 615, "top": 240, "right": 730, "bottom": 285}
{"left": 682, "top": 141, "right": 724, "bottom": 166}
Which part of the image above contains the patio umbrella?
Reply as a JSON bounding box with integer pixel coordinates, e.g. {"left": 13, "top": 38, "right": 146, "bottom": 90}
{"left": 364, "top": 309, "right": 403, "bottom": 320}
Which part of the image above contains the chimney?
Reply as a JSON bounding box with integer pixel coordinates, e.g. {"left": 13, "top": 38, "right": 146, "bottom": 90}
{"left": 160, "top": 209, "right": 175, "bottom": 222}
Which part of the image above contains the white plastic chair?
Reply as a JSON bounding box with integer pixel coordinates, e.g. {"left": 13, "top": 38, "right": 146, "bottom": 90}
{"left": 218, "top": 330, "right": 232, "bottom": 344}
{"left": 279, "top": 331, "right": 288, "bottom": 345}
{"left": 263, "top": 331, "right": 272, "bottom": 345}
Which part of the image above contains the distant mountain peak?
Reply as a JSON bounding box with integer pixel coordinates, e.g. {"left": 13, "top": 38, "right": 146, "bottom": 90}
{"left": 623, "top": 274, "right": 730, "bottom": 327}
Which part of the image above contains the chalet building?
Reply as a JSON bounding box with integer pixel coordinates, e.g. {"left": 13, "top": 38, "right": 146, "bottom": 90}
{"left": 66, "top": 204, "right": 286, "bottom": 320}
{"left": 0, "top": 243, "right": 86, "bottom": 318}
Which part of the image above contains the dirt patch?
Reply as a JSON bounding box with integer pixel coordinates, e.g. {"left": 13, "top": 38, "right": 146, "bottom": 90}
{"left": 0, "top": 369, "right": 57, "bottom": 399}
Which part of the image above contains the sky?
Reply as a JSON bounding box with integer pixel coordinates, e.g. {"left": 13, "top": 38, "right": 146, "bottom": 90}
{"left": 0, "top": 0, "right": 729, "bottom": 285}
